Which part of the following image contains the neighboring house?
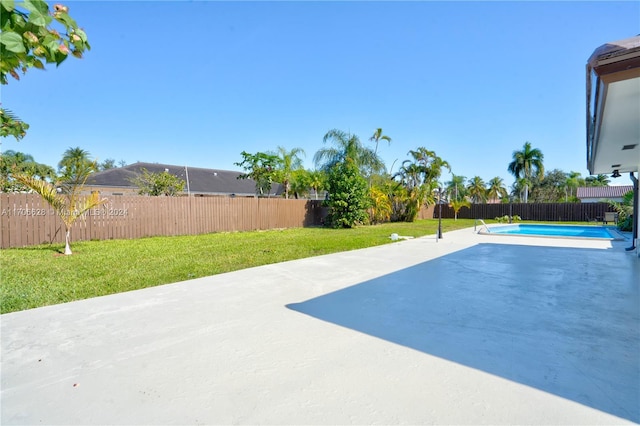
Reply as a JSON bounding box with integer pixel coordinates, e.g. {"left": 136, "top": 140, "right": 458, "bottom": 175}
{"left": 84, "top": 162, "right": 284, "bottom": 197}
{"left": 576, "top": 185, "right": 633, "bottom": 203}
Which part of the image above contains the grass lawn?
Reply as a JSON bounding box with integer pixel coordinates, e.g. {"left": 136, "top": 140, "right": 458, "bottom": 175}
{"left": 2, "top": 219, "right": 473, "bottom": 313}
{"left": 0, "top": 218, "right": 585, "bottom": 313}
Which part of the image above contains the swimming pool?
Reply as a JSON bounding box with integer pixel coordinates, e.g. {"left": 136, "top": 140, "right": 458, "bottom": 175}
{"left": 484, "top": 224, "right": 623, "bottom": 240}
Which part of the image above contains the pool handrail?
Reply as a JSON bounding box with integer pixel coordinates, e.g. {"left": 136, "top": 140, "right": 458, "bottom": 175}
{"left": 474, "top": 219, "right": 491, "bottom": 233}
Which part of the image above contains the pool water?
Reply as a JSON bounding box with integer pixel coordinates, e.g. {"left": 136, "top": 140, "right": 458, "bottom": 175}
{"left": 487, "top": 224, "right": 619, "bottom": 239}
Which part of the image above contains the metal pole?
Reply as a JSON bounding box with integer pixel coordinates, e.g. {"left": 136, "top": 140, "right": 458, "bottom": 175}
{"left": 437, "top": 188, "right": 443, "bottom": 239}
{"left": 626, "top": 172, "right": 638, "bottom": 252}
{"left": 509, "top": 197, "right": 513, "bottom": 224}
{"left": 184, "top": 165, "right": 190, "bottom": 196}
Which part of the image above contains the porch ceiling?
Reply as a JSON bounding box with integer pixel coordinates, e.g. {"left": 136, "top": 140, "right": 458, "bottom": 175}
{"left": 587, "top": 36, "right": 640, "bottom": 175}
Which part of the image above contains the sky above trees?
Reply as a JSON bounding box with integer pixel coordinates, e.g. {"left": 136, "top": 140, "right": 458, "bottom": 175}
{"left": 2, "top": 1, "right": 638, "bottom": 187}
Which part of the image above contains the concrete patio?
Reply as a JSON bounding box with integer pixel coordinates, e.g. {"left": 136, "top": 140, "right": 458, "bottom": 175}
{"left": 1, "top": 228, "right": 638, "bottom": 425}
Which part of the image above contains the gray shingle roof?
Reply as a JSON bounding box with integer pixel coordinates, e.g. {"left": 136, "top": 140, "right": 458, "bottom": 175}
{"left": 86, "top": 162, "right": 283, "bottom": 196}
{"left": 576, "top": 185, "right": 633, "bottom": 199}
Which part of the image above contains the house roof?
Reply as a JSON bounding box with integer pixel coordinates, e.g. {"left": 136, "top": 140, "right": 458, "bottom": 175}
{"left": 576, "top": 185, "right": 633, "bottom": 199}
{"left": 86, "top": 162, "right": 283, "bottom": 196}
{"left": 586, "top": 35, "right": 640, "bottom": 175}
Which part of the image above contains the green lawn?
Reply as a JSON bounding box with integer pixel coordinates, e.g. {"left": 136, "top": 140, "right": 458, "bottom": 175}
{"left": 0, "top": 218, "right": 584, "bottom": 313}
{"left": 1, "top": 219, "right": 479, "bottom": 313}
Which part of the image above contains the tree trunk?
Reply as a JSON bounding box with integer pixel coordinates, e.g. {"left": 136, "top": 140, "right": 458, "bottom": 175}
{"left": 64, "top": 228, "right": 72, "bottom": 255}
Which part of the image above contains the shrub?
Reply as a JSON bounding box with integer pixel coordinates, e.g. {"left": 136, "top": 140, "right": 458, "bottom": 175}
{"left": 324, "top": 159, "right": 370, "bottom": 228}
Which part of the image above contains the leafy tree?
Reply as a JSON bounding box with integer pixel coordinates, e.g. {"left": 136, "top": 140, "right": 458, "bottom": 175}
{"left": 586, "top": 174, "right": 610, "bottom": 187}
{"left": 13, "top": 172, "right": 106, "bottom": 255}
{"left": 449, "top": 199, "right": 471, "bottom": 220}
{"left": 130, "top": 168, "right": 185, "bottom": 196}
{"left": 467, "top": 176, "right": 487, "bottom": 204}
{"left": 608, "top": 190, "right": 634, "bottom": 231}
{"left": 235, "top": 151, "right": 280, "bottom": 197}
{"left": 324, "top": 159, "right": 369, "bottom": 228}
{"left": 529, "top": 169, "right": 567, "bottom": 203}
{"left": 507, "top": 141, "right": 544, "bottom": 203}
{"left": 314, "top": 129, "right": 384, "bottom": 177}
{"left": 487, "top": 176, "right": 508, "bottom": 203}
{"left": 274, "top": 146, "right": 305, "bottom": 199}
{"left": 0, "top": 150, "right": 55, "bottom": 192}
{"left": 1, "top": 0, "right": 90, "bottom": 134}
{"left": 99, "top": 158, "right": 117, "bottom": 171}
{"left": 0, "top": 108, "right": 29, "bottom": 141}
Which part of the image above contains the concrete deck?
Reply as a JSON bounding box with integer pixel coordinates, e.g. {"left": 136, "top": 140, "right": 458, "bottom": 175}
{"left": 2, "top": 228, "right": 639, "bottom": 425}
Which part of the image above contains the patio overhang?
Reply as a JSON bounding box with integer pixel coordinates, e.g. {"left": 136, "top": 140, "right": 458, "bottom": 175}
{"left": 586, "top": 36, "right": 640, "bottom": 255}
{"left": 586, "top": 35, "right": 640, "bottom": 176}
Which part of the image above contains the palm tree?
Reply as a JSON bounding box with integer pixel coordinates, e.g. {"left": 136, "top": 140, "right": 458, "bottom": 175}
{"left": 407, "top": 147, "right": 451, "bottom": 183}
{"left": 445, "top": 174, "right": 467, "bottom": 202}
{"left": 393, "top": 148, "right": 450, "bottom": 221}
{"left": 487, "top": 177, "right": 508, "bottom": 203}
{"left": 58, "top": 147, "right": 97, "bottom": 186}
{"left": 507, "top": 141, "right": 544, "bottom": 203}
{"left": 368, "top": 128, "right": 392, "bottom": 186}
{"left": 369, "top": 128, "right": 391, "bottom": 158}
{"left": 307, "top": 170, "right": 326, "bottom": 200}
{"left": 565, "top": 171, "right": 584, "bottom": 201}
{"left": 13, "top": 173, "right": 106, "bottom": 255}
{"left": 449, "top": 199, "right": 471, "bottom": 220}
{"left": 467, "top": 176, "right": 487, "bottom": 204}
{"left": 274, "top": 146, "right": 305, "bottom": 199}
{"left": 314, "top": 129, "right": 384, "bottom": 176}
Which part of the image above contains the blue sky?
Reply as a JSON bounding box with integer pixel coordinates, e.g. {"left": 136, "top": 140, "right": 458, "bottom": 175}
{"left": 3, "top": 1, "right": 639, "bottom": 188}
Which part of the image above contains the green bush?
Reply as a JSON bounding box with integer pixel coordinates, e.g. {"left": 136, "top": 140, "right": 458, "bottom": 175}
{"left": 495, "top": 215, "right": 521, "bottom": 223}
{"left": 324, "top": 160, "right": 370, "bottom": 228}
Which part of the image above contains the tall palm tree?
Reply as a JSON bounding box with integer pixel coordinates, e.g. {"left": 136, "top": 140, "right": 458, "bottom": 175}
{"left": 507, "top": 141, "right": 544, "bottom": 203}
{"left": 314, "top": 129, "right": 383, "bottom": 176}
{"left": 445, "top": 174, "right": 467, "bottom": 202}
{"left": 487, "top": 176, "right": 508, "bottom": 203}
{"left": 274, "top": 146, "right": 305, "bottom": 199}
{"left": 58, "top": 147, "right": 97, "bottom": 186}
{"left": 565, "top": 171, "right": 584, "bottom": 201}
{"left": 369, "top": 128, "right": 392, "bottom": 158}
{"left": 368, "top": 128, "right": 392, "bottom": 186}
{"left": 467, "top": 176, "right": 487, "bottom": 204}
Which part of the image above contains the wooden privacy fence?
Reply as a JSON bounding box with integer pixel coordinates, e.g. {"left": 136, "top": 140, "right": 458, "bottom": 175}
{"left": 0, "top": 194, "right": 326, "bottom": 249}
{"left": 0, "top": 194, "right": 617, "bottom": 249}
{"left": 433, "top": 202, "right": 616, "bottom": 222}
